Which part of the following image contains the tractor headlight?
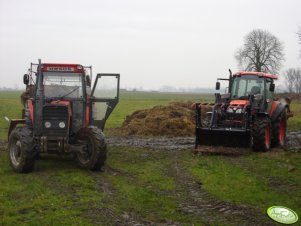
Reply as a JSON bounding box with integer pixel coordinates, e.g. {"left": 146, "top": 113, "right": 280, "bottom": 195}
{"left": 227, "top": 108, "right": 233, "bottom": 113}
{"left": 236, "top": 108, "right": 244, "bottom": 114}
{"left": 59, "top": 122, "right": 66, "bottom": 128}
{"left": 45, "top": 121, "right": 51, "bottom": 128}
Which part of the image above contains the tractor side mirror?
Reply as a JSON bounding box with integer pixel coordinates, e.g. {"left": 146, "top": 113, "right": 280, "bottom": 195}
{"left": 215, "top": 82, "right": 220, "bottom": 90}
{"left": 23, "top": 74, "right": 29, "bottom": 85}
{"left": 269, "top": 83, "right": 275, "bottom": 92}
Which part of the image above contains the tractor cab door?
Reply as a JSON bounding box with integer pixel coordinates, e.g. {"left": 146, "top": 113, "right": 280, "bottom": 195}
{"left": 90, "top": 74, "right": 120, "bottom": 130}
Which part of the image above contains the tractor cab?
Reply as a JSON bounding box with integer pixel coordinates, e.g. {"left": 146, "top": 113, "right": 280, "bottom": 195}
{"left": 215, "top": 72, "right": 276, "bottom": 113}
{"left": 22, "top": 62, "right": 119, "bottom": 135}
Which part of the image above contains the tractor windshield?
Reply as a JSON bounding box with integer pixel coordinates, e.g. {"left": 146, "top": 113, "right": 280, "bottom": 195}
{"left": 43, "top": 72, "right": 83, "bottom": 98}
{"left": 230, "top": 75, "right": 264, "bottom": 99}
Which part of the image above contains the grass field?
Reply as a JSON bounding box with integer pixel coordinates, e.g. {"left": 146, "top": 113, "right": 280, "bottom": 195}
{"left": 1, "top": 145, "right": 300, "bottom": 225}
{"left": 0, "top": 90, "right": 300, "bottom": 225}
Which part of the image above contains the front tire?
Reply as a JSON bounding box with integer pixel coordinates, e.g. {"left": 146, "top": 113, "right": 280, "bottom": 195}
{"left": 74, "top": 126, "right": 107, "bottom": 171}
{"left": 8, "top": 127, "right": 37, "bottom": 173}
{"left": 252, "top": 117, "right": 271, "bottom": 152}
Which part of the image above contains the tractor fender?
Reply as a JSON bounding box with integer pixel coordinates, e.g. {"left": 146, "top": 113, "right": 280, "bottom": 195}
{"left": 270, "top": 102, "right": 287, "bottom": 122}
{"left": 8, "top": 119, "right": 25, "bottom": 141}
{"left": 28, "top": 99, "right": 34, "bottom": 122}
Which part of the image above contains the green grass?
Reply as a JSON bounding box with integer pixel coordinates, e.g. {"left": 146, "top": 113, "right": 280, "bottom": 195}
{"left": 2, "top": 146, "right": 300, "bottom": 225}
{"left": 288, "top": 101, "right": 301, "bottom": 131}
{"left": 99, "top": 146, "right": 205, "bottom": 225}
{"left": 108, "top": 147, "right": 175, "bottom": 191}
{"left": 185, "top": 151, "right": 301, "bottom": 214}
{"left": 0, "top": 147, "right": 205, "bottom": 225}
{"left": 0, "top": 155, "right": 99, "bottom": 226}
{"left": 0, "top": 91, "right": 23, "bottom": 139}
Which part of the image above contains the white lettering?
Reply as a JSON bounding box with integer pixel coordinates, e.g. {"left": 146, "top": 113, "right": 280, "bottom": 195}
{"left": 47, "top": 67, "right": 74, "bottom": 71}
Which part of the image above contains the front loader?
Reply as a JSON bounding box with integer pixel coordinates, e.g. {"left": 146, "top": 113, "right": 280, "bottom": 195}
{"left": 8, "top": 59, "right": 120, "bottom": 173}
{"left": 195, "top": 70, "right": 293, "bottom": 151}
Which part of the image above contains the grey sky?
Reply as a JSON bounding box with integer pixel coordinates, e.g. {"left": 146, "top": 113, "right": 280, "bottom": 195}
{"left": 0, "top": 0, "right": 300, "bottom": 90}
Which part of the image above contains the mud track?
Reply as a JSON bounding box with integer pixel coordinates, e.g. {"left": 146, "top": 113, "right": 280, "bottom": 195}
{"left": 166, "top": 150, "right": 275, "bottom": 226}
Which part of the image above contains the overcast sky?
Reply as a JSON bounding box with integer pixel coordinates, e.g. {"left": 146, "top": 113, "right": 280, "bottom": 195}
{"left": 0, "top": 0, "right": 300, "bottom": 90}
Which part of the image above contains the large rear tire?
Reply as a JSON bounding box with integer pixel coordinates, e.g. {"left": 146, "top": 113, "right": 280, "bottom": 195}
{"left": 8, "top": 127, "right": 37, "bottom": 173}
{"left": 271, "top": 111, "right": 287, "bottom": 148}
{"left": 252, "top": 117, "right": 271, "bottom": 152}
{"left": 74, "top": 126, "right": 107, "bottom": 171}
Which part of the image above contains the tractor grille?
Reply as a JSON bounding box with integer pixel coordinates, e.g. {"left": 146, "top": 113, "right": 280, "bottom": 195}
{"left": 42, "top": 105, "right": 69, "bottom": 137}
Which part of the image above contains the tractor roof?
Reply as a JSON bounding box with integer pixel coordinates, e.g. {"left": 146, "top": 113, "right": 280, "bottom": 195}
{"left": 41, "top": 63, "right": 84, "bottom": 73}
{"left": 233, "top": 71, "right": 278, "bottom": 80}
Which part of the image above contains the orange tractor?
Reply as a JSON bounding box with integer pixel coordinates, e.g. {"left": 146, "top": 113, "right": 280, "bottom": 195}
{"left": 8, "top": 59, "right": 120, "bottom": 172}
{"left": 195, "top": 70, "right": 293, "bottom": 151}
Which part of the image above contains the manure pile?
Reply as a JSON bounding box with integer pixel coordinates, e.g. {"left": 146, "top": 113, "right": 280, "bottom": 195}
{"left": 118, "top": 101, "right": 211, "bottom": 137}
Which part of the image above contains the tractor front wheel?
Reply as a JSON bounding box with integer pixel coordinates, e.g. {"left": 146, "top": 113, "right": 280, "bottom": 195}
{"left": 8, "top": 127, "right": 37, "bottom": 173}
{"left": 74, "top": 126, "right": 107, "bottom": 171}
{"left": 272, "top": 111, "right": 287, "bottom": 148}
{"left": 252, "top": 117, "right": 271, "bottom": 152}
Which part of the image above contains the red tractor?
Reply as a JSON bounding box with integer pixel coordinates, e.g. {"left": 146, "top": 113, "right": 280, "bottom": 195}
{"left": 195, "top": 70, "right": 293, "bottom": 151}
{"left": 8, "top": 59, "right": 120, "bottom": 172}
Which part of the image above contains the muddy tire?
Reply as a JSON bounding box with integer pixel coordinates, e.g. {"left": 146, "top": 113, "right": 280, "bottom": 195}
{"left": 74, "top": 126, "right": 107, "bottom": 171}
{"left": 271, "top": 111, "right": 287, "bottom": 148}
{"left": 252, "top": 117, "right": 271, "bottom": 152}
{"left": 8, "top": 127, "right": 37, "bottom": 173}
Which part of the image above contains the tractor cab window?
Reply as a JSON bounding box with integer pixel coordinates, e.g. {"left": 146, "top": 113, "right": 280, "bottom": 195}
{"left": 231, "top": 75, "right": 264, "bottom": 99}
{"left": 43, "top": 72, "right": 83, "bottom": 98}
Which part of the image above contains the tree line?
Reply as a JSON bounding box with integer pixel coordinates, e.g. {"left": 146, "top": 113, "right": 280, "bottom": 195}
{"left": 235, "top": 27, "right": 301, "bottom": 93}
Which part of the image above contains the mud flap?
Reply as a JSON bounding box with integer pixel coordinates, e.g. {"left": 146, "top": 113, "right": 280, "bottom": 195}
{"left": 195, "top": 128, "right": 251, "bottom": 148}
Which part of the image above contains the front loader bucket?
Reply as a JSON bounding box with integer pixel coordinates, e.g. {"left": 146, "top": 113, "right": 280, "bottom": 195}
{"left": 195, "top": 128, "right": 250, "bottom": 148}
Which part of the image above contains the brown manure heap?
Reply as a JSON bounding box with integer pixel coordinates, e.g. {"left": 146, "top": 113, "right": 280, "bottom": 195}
{"left": 118, "top": 101, "right": 212, "bottom": 137}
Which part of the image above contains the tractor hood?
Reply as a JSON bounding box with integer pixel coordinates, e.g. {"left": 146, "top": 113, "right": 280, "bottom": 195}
{"left": 228, "top": 100, "right": 250, "bottom": 109}
{"left": 50, "top": 100, "right": 72, "bottom": 116}
{"left": 229, "top": 100, "right": 250, "bottom": 106}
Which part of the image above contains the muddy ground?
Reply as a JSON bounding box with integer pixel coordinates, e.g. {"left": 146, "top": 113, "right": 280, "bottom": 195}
{"left": 107, "top": 132, "right": 301, "bottom": 152}
{"left": 1, "top": 132, "right": 299, "bottom": 153}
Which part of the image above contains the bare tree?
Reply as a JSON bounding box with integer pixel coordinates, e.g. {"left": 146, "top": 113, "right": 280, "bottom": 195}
{"left": 284, "top": 69, "right": 297, "bottom": 93}
{"left": 235, "top": 29, "right": 284, "bottom": 74}
{"left": 284, "top": 68, "right": 301, "bottom": 93}
{"left": 295, "top": 69, "right": 301, "bottom": 93}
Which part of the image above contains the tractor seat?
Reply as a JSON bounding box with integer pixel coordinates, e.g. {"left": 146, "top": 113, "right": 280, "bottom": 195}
{"left": 250, "top": 86, "right": 261, "bottom": 95}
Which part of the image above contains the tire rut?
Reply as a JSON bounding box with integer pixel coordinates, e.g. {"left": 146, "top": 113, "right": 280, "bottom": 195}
{"left": 166, "top": 150, "right": 275, "bottom": 226}
{"left": 89, "top": 169, "right": 150, "bottom": 226}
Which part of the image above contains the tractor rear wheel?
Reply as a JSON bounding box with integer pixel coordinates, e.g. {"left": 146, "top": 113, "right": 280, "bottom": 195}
{"left": 271, "top": 111, "right": 287, "bottom": 148}
{"left": 252, "top": 117, "right": 271, "bottom": 152}
{"left": 74, "top": 126, "right": 107, "bottom": 171}
{"left": 8, "top": 127, "right": 37, "bottom": 173}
